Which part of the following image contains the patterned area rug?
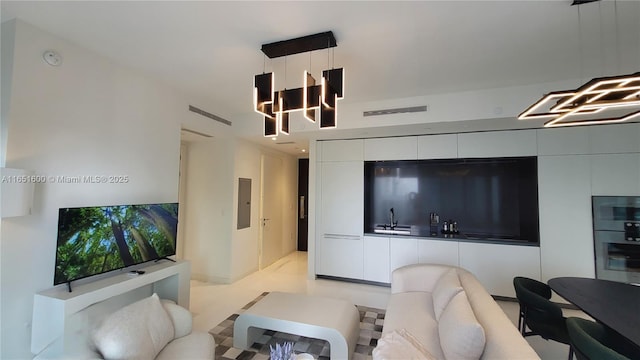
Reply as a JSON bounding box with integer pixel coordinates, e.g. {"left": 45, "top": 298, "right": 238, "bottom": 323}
{"left": 209, "top": 292, "right": 385, "bottom": 360}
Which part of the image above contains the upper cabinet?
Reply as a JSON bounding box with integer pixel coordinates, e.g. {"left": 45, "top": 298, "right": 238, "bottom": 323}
{"left": 589, "top": 123, "right": 640, "bottom": 154}
{"left": 319, "top": 161, "right": 364, "bottom": 236}
{"left": 364, "top": 137, "right": 417, "bottom": 161}
{"left": 319, "top": 139, "right": 364, "bottom": 162}
{"left": 537, "top": 127, "right": 590, "bottom": 155}
{"left": 458, "top": 129, "right": 537, "bottom": 158}
{"left": 591, "top": 153, "right": 640, "bottom": 196}
{"left": 417, "top": 134, "right": 458, "bottom": 159}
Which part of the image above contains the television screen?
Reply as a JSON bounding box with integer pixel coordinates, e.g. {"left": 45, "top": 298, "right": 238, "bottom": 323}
{"left": 54, "top": 202, "right": 178, "bottom": 285}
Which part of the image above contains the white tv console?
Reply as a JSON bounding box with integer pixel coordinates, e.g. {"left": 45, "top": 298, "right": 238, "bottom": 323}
{"left": 31, "top": 260, "right": 190, "bottom": 357}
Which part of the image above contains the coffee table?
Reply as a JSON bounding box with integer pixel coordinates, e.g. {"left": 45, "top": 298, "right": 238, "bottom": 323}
{"left": 233, "top": 292, "right": 360, "bottom": 359}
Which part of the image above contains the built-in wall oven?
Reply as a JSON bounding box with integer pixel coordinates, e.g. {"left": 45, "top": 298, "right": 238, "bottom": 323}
{"left": 593, "top": 196, "right": 640, "bottom": 284}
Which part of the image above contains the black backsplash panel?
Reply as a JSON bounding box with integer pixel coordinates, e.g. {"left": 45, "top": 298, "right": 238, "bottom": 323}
{"left": 364, "top": 157, "right": 539, "bottom": 243}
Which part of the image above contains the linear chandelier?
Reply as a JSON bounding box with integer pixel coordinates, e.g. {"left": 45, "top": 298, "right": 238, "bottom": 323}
{"left": 519, "top": 0, "right": 640, "bottom": 128}
{"left": 518, "top": 72, "right": 640, "bottom": 127}
{"left": 253, "top": 31, "right": 344, "bottom": 137}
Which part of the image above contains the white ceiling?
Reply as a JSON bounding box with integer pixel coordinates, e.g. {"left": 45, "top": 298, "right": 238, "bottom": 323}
{"left": 2, "top": 1, "right": 639, "bottom": 155}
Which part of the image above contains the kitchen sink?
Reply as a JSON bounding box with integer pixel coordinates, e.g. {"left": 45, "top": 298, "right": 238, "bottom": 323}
{"left": 373, "top": 224, "right": 412, "bottom": 235}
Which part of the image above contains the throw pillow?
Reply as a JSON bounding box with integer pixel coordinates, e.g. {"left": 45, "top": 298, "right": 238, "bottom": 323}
{"left": 162, "top": 301, "right": 192, "bottom": 339}
{"left": 373, "top": 329, "right": 437, "bottom": 360}
{"left": 93, "top": 293, "right": 175, "bottom": 360}
{"left": 431, "top": 268, "right": 463, "bottom": 321}
{"left": 438, "top": 291, "right": 486, "bottom": 360}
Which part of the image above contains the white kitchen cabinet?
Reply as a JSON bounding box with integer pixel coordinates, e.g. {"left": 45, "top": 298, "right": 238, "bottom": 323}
{"left": 390, "top": 237, "right": 418, "bottom": 275}
{"left": 364, "top": 137, "right": 417, "bottom": 161}
{"left": 458, "top": 129, "right": 537, "bottom": 158}
{"left": 316, "top": 159, "right": 364, "bottom": 279}
{"left": 538, "top": 155, "right": 594, "bottom": 289}
{"left": 319, "top": 161, "right": 363, "bottom": 236}
{"left": 317, "top": 234, "right": 364, "bottom": 280}
{"left": 458, "top": 242, "right": 541, "bottom": 297}
{"left": 591, "top": 154, "right": 640, "bottom": 196}
{"left": 417, "top": 238, "right": 459, "bottom": 267}
{"left": 364, "top": 236, "right": 390, "bottom": 283}
{"left": 320, "top": 139, "right": 364, "bottom": 162}
{"left": 537, "top": 127, "right": 590, "bottom": 155}
{"left": 589, "top": 123, "right": 640, "bottom": 154}
{"left": 417, "top": 134, "right": 458, "bottom": 159}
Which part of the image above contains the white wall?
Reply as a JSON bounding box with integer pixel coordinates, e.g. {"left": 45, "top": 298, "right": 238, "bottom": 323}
{"left": 182, "top": 137, "right": 298, "bottom": 284}
{"left": 182, "top": 138, "right": 234, "bottom": 283}
{"left": 1, "top": 20, "right": 16, "bottom": 168}
{"left": 231, "top": 139, "right": 261, "bottom": 281}
{"left": 0, "top": 20, "right": 183, "bottom": 358}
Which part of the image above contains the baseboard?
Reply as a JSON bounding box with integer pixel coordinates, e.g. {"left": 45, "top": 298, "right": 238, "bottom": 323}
{"left": 191, "top": 272, "right": 231, "bottom": 284}
{"left": 492, "top": 295, "right": 580, "bottom": 310}
{"left": 316, "top": 274, "right": 391, "bottom": 288}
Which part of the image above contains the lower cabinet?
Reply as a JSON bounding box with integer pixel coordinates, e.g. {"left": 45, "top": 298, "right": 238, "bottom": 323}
{"left": 318, "top": 233, "right": 542, "bottom": 297}
{"left": 317, "top": 234, "right": 364, "bottom": 280}
{"left": 459, "top": 242, "right": 541, "bottom": 297}
{"left": 418, "top": 239, "right": 459, "bottom": 266}
{"left": 364, "top": 236, "right": 390, "bottom": 283}
{"left": 390, "top": 238, "right": 418, "bottom": 275}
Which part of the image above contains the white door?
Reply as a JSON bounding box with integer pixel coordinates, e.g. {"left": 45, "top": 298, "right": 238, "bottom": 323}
{"left": 259, "top": 154, "right": 283, "bottom": 269}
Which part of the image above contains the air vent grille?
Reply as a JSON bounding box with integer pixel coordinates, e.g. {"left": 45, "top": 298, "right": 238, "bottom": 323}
{"left": 363, "top": 105, "right": 427, "bottom": 117}
{"left": 276, "top": 141, "right": 295, "bottom": 145}
{"left": 188, "top": 105, "right": 232, "bottom": 126}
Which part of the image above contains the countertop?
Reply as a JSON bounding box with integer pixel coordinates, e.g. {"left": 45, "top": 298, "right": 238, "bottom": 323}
{"left": 365, "top": 225, "right": 538, "bottom": 246}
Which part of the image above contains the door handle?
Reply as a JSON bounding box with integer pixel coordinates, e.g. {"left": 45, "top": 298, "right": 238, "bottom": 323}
{"left": 300, "top": 196, "right": 305, "bottom": 219}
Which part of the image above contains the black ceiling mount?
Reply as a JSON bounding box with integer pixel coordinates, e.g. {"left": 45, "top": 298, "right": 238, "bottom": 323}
{"left": 261, "top": 31, "right": 337, "bottom": 59}
{"left": 571, "top": 0, "right": 600, "bottom": 5}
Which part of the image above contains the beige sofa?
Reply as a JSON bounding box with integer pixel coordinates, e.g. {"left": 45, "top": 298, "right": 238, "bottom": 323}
{"left": 374, "top": 264, "right": 540, "bottom": 360}
{"left": 83, "top": 293, "right": 215, "bottom": 359}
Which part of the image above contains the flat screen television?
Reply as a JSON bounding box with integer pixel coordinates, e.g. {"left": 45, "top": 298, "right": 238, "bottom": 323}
{"left": 364, "top": 157, "right": 539, "bottom": 243}
{"left": 54, "top": 202, "right": 178, "bottom": 286}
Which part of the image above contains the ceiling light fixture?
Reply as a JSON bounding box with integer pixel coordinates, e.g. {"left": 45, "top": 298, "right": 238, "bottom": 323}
{"left": 519, "top": 0, "right": 640, "bottom": 128}
{"left": 518, "top": 72, "right": 640, "bottom": 127}
{"left": 254, "top": 31, "right": 344, "bottom": 137}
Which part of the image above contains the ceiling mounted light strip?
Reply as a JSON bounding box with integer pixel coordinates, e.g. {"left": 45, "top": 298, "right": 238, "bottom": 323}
{"left": 518, "top": 72, "right": 640, "bottom": 127}
{"left": 254, "top": 31, "right": 344, "bottom": 137}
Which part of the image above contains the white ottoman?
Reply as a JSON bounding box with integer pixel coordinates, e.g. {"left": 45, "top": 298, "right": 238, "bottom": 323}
{"left": 233, "top": 292, "right": 360, "bottom": 359}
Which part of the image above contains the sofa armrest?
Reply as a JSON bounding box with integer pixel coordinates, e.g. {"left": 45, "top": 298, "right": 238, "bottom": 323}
{"left": 391, "top": 264, "right": 454, "bottom": 294}
{"left": 162, "top": 302, "right": 193, "bottom": 339}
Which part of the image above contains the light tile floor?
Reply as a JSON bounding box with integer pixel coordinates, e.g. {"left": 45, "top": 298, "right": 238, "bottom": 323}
{"left": 190, "top": 251, "right": 589, "bottom": 360}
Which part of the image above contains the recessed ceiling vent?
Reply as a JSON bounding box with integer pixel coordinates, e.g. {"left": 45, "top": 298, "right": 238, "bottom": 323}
{"left": 363, "top": 105, "right": 427, "bottom": 117}
{"left": 188, "top": 105, "right": 232, "bottom": 126}
{"left": 276, "top": 141, "right": 295, "bottom": 145}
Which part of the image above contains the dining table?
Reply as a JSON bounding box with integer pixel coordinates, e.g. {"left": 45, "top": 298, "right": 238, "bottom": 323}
{"left": 548, "top": 277, "right": 640, "bottom": 347}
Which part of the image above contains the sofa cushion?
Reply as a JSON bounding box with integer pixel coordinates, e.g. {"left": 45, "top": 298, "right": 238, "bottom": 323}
{"left": 93, "top": 293, "right": 175, "bottom": 360}
{"left": 457, "top": 270, "right": 540, "bottom": 360}
{"left": 162, "top": 301, "right": 193, "bottom": 339}
{"left": 156, "top": 332, "right": 216, "bottom": 360}
{"left": 373, "top": 329, "right": 436, "bottom": 360}
{"left": 438, "top": 291, "right": 486, "bottom": 360}
{"left": 382, "top": 292, "right": 445, "bottom": 360}
{"left": 432, "top": 268, "right": 463, "bottom": 321}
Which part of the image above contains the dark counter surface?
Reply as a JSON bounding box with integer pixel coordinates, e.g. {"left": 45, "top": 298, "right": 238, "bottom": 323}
{"left": 365, "top": 225, "right": 538, "bottom": 246}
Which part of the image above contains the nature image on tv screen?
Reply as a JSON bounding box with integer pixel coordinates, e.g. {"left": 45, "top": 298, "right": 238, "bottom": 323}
{"left": 54, "top": 203, "right": 178, "bottom": 285}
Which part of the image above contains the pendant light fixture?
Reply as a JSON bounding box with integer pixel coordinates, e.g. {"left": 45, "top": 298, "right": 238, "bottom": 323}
{"left": 518, "top": 72, "right": 640, "bottom": 127}
{"left": 253, "top": 31, "right": 344, "bottom": 137}
{"left": 519, "top": 0, "right": 640, "bottom": 127}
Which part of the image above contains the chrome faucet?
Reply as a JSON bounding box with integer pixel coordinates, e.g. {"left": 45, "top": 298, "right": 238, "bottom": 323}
{"left": 390, "top": 208, "right": 396, "bottom": 229}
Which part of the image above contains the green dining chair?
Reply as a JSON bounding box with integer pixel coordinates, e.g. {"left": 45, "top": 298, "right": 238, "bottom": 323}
{"left": 513, "top": 276, "right": 573, "bottom": 360}
{"left": 566, "top": 317, "right": 640, "bottom": 360}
